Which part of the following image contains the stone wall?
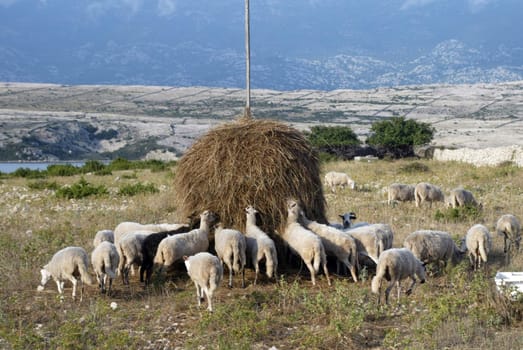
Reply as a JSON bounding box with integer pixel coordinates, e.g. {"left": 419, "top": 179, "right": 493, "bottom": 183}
{"left": 433, "top": 145, "right": 523, "bottom": 167}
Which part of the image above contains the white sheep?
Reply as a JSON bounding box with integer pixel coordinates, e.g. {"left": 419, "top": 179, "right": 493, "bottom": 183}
{"left": 38, "top": 246, "right": 94, "bottom": 301}
{"left": 93, "top": 229, "right": 114, "bottom": 248}
{"left": 214, "top": 223, "right": 247, "bottom": 288}
{"left": 298, "top": 209, "right": 359, "bottom": 283}
{"left": 183, "top": 252, "right": 223, "bottom": 312}
{"left": 387, "top": 183, "right": 415, "bottom": 206}
{"left": 114, "top": 221, "right": 188, "bottom": 245}
{"left": 414, "top": 182, "right": 445, "bottom": 208}
{"left": 154, "top": 210, "right": 217, "bottom": 275}
{"left": 324, "top": 171, "right": 355, "bottom": 193}
{"left": 371, "top": 248, "right": 426, "bottom": 305}
{"left": 345, "top": 224, "right": 392, "bottom": 266}
{"left": 461, "top": 224, "right": 492, "bottom": 271}
{"left": 496, "top": 214, "right": 521, "bottom": 265}
{"left": 446, "top": 188, "right": 481, "bottom": 209}
{"left": 403, "top": 230, "right": 463, "bottom": 270}
{"left": 91, "top": 241, "right": 119, "bottom": 294}
{"left": 244, "top": 205, "right": 278, "bottom": 284}
{"left": 116, "top": 231, "right": 149, "bottom": 285}
{"left": 282, "top": 199, "right": 331, "bottom": 286}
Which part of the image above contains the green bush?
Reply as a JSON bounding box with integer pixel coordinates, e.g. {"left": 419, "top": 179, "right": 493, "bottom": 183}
{"left": 367, "top": 116, "right": 434, "bottom": 147}
{"left": 399, "top": 161, "right": 430, "bottom": 174}
{"left": 118, "top": 182, "right": 159, "bottom": 196}
{"left": 434, "top": 205, "right": 482, "bottom": 222}
{"left": 55, "top": 178, "right": 108, "bottom": 199}
{"left": 305, "top": 125, "right": 360, "bottom": 148}
{"left": 46, "top": 164, "right": 80, "bottom": 177}
{"left": 27, "top": 180, "right": 60, "bottom": 191}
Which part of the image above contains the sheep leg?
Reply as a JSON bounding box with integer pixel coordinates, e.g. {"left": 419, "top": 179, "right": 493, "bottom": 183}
{"left": 304, "top": 261, "right": 316, "bottom": 285}
{"left": 69, "top": 277, "right": 78, "bottom": 301}
{"left": 384, "top": 283, "right": 394, "bottom": 305}
{"left": 322, "top": 258, "right": 331, "bottom": 286}
{"left": 241, "top": 267, "right": 245, "bottom": 289}
{"left": 344, "top": 260, "right": 358, "bottom": 283}
{"left": 194, "top": 282, "right": 203, "bottom": 307}
{"left": 406, "top": 277, "right": 416, "bottom": 296}
{"left": 55, "top": 280, "right": 64, "bottom": 295}
{"left": 203, "top": 287, "right": 213, "bottom": 312}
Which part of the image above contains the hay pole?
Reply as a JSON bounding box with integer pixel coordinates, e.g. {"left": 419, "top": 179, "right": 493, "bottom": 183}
{"left": 244, "top": 0, "right": 252, "bottom": 118}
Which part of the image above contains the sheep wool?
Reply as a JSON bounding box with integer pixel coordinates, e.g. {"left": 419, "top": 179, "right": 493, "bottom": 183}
{"left": 184, "top": 252, "right": 223, "bottom": 312}
{"left": 244, "top": 205, "right": 278, "bottom": 284}
{"left": 371, "top": 248, "right": 426, "bottom": 305}
{"left": 214, "top": 224, "right": 247, "bottom": 288}
{"left": 39, "top": 246, "right": 94, "bottom": 301}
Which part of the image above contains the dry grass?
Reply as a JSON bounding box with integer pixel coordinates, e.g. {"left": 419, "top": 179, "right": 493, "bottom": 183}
{"left": 1, "top": 159, "right": 523, "bottom": 349}
{"left": 173, "top": 117, "right": 326, "bottom": 235}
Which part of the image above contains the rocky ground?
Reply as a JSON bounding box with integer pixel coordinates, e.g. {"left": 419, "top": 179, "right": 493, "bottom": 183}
{"left": 0, "top": 81, "right": 522, "bottom": 161}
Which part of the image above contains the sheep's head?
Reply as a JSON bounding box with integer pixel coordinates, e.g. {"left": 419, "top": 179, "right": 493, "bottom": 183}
{"left": 38, "top": 268, "right": 52, "bottom": 290}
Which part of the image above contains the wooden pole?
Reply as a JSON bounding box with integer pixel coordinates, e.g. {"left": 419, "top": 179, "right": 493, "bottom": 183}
{"left": 244, "top": 0, "right": 252, "bottom": 118}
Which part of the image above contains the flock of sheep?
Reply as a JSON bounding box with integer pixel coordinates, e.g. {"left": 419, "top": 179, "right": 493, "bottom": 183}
{"left": 37, "top": 170, "right": 522, "bottom": 310}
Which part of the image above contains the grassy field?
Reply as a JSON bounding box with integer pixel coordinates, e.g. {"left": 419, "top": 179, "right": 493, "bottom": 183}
{"left": 1, "top": 158, "right": 522, "bottom": 349}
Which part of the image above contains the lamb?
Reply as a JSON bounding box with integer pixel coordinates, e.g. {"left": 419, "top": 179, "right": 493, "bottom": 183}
{"left": 324, "top": 171, "right": 355, "bottom": 193}
{"left": 461, "top": 224, "right": 492, "bottom": 271}
{"left": 116, "top": 231, "right": 149, "bottom": 285}
{"left": 298, "top": 209, "right": 359, "bottom": 282}
{"left": 446, "top": 188, "right": 481, "bottom": 209}
{"left": 244, "top": 205, "right": 278, "bottom": 284}
{"left": 282, "top": 199, "right": 331, "bottom": 286}
{"left": 154, "top": 210, "right": 218, "bottom": 276}
{"left": 140, "top": 225, "right": 194, "bottom": 286}
{"left": 414, "top": 182, "right": 445, "bottom": 208}
{"left": 403, "top": 230, "right": 464, "bottom": 270}
{"left": 387, "top": 183, "right": 415, "bottom": 206}
{"left": 496, "top": 214, "right": 521, "bottom": 265}
{"left": 371, "top": 248, "right": 426, "bottom": 305}
{"left": 183, "top": 252, "right": 223, "bottom": 312}
{"left": 214, "top": 223, "right": 247, "bottom": 288}
{"left": 37, "top": 246, "right": 94, "bottom": 301}
{"left": 93, "top": 229, "right": 114, "bottom": 248}
{"left": 91, "top": 241, "right": 119, "bottom": 294}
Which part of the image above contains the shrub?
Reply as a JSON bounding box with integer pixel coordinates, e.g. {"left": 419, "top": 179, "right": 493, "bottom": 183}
{"left": 399, "top": 161, "right": 430, "bottom": 174}
{"left": 305, "top": 125, "right": 361, "bottom": 148}
{"left": 55, "top": 178, "right": 108, "bottom": 199}
{"left": 434, "top": 205, "right": 482, "bottom": 222}
{"left": 27, "top": 180, "right": 60, "bottom": 191}
{"left": 367, "top": 116, "right": 435, "bottom": 147}
{"left": 46, "top": 164, "right": 80, "bottom": 177}
{"left": 118, "top": 182, "right": 159, "bottom": 196}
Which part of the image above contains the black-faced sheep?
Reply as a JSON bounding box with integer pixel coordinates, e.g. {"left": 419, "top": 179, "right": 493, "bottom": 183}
{"left": 244, "top": 205, "right": 278, "bottom": 284}
{"left": 496, "top": 214, "right": 521, "bottom": 265}
{"left": 214, "top": 223, "right": 247, "bottom": 288}
{"left": 91, "top": 241, "right": 119, "bottom": 294}
{"left": 414, "top": 182, "right": 445, "bottom": 208}
{"left": 324, "top": 171, "right": 355, "bottom": 193}
{"left": 461, "top": 224, "right": 492, "bottom": 271}
{"left": 403, "top": 230, "right": 464, "bottom": 271}
{"left": 38, "top": 246, "right": 94, "bottom": 301}
{"left": 371, "top": 248, "right": 426, "bottom": 305}
{"left": 183, "top": 252, "right": 223, "bottom": 312}
{"left": 282, "top": 199, "right": 331, "bottom": 286}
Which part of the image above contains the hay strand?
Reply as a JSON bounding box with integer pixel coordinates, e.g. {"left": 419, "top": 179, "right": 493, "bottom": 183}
{"left": 173, "top": 118, "right": 326, "bottom": 235}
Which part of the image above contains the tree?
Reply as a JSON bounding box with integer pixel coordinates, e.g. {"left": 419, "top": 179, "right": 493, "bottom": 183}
{"left": 305, "top": 125, "right": 360, "bottom": 148}
{"left": 366, "top": 117, "right": 434, "bottom": 147}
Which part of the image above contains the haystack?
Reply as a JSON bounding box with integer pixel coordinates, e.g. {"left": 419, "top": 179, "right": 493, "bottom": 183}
{"left": 173, "top": 117, "right": 327, "bottom": 237}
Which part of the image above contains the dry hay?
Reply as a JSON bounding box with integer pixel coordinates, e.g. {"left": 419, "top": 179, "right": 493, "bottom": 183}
{"left": 173, "top": 117, "right": 327, "bottom": 236}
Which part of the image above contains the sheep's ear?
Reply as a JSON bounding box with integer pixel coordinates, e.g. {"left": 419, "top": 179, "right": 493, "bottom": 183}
{"left": 183, "top": 256, "right": 188, "bottom": 261}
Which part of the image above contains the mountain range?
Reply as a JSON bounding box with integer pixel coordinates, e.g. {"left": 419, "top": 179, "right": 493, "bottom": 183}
{"left": 1, "top": 0, "right": 522, "bottom": 90}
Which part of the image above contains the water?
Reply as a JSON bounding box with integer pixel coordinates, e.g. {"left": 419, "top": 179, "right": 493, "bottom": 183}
{"left": 0, "top": 161, "right": 86, "bottom": 174}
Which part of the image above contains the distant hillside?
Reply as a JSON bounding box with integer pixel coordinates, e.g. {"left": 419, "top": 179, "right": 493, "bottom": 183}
{"left": 0, "top": 81, "right": 522, "bottom": 161}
